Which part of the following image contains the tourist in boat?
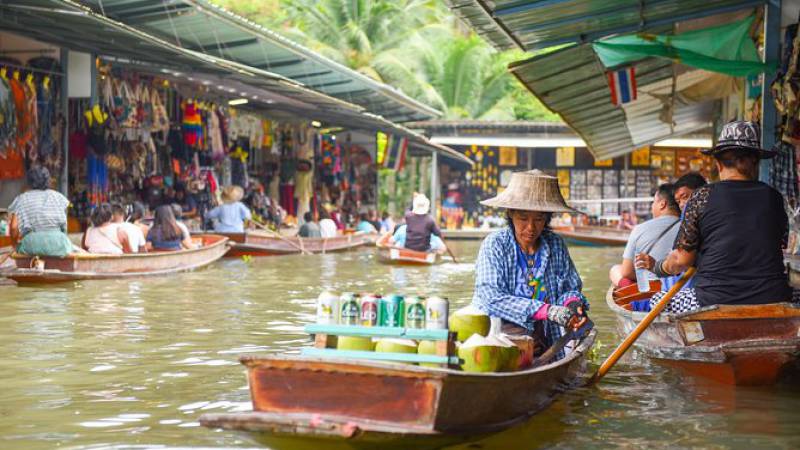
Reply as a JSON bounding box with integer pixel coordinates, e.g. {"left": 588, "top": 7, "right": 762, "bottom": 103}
{"left": 146, "top": 205, "right": 186, "bottom": 251}
{"left": 673, "top": 172, "right": 707, "bottom": 211}
{"left": 617, "top": 210, "right": 636, "bottom": 231}
{"left": 174, "top": 184, "right": 198, "bottom": 218}
{"left": 402, "top": 194, "right": 442, "bottom": 252}
{"left": 355, "top": 212, "right": 378, "bottom": 233}
{"left": 171, "top": 204, "right": 197, "bottom": 249}
{"left": 318, "top": 209, "right": 338, "bottom": 238}
{"left": 472, "top": 170, "right": 589, "bottom": 358}
{"left": 130, "top": 201, "right": 150, "bottom": 239}
{"left": 298, "top": 212, "right": 322, "bottom": 238}
{"left": 379, "top": 211, "right": 395, "bottom": 234}
{"left": 636, "top": 121, "right": 792, "bottom": 313}
{"left": 8, "top": 165, "right": 75, "bottom": 257}
{"left": 82, "top": 203, "right": 132, "bottom": 255}
{"left": 206, "top": 185, "right": 251, "bottom": 233}
{"left": 609, "top": 184, "right": 681, "bottom": 288}
{"left": 111, "top": 203, "right": 146, "bottom": 253}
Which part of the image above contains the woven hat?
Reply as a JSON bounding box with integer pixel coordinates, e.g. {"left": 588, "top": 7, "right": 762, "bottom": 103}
{"left": 221, "top": 185, "right": 244, "bottom": 204}
{"left": 480, "top": 170, "right": 579, "bottom": 213}
{"left": 701, "top": 120, "right": 776, "bottom": 159}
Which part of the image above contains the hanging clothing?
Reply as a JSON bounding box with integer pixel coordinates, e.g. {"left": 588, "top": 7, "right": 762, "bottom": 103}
{"left": 294, "top": 169, "right": 314, "bottom": 222}
{"left": 280, "top": 184, "right": 295, "bottom": 217}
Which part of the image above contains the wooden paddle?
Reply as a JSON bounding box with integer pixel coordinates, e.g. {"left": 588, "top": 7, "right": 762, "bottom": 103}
{"left": 250, "top": 220, "right": 313, "bottom": 256}
{"left": 440, "top": 236, "right": 459, "bottom": 264}
{"left": 587, "top": 267, "right": 696, "bottom": 385}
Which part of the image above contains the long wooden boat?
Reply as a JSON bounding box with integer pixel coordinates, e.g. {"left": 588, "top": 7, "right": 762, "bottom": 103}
{"left": 441, "top": 228, "right": 492, "bottom": 241}
{"left": 201, "top": 231, "right": 374, "bottom": 257}
{"left": 375, "top": 233, "right": 443, "bottom": 265}
{"left": 199, "top": 330, "right": 596, "bottom": 448}
{"left": 607, "top": 285, "right": 800, "bottom": 385}
{"left": 4, "top": 234, "right": 229, "bottom": 283}
{"left": 553, "top": 225, "right": 629, "bottom": 247}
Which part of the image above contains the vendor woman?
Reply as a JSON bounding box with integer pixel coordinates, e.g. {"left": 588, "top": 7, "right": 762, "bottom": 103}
{"left": 472, "top": 170, "right": 589, "bottom": 358}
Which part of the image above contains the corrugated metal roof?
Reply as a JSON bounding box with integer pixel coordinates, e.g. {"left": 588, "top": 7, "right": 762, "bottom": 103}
{"left": 77, "top": 0, "right": 441, "bottom": 123}
{"left": 447, "top": 0, "right": 765, "bottom": 51}
{"left": 509, "top": 44, "right": 713, "bottom": 160}
{"left": 0, "top": 1, "right": 469, "bottom": 165}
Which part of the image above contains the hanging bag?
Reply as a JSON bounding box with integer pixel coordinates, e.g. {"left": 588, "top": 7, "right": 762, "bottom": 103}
{"left": 151, "top": 87, "right": 170, "bottom": 134}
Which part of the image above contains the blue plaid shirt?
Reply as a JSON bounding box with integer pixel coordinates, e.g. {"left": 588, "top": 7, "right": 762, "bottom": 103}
{"left": 472, "top": 227, "right": 587, "bottom": 346}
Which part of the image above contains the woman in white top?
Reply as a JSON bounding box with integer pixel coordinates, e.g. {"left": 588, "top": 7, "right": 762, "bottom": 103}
{"left": 82, "top": 203, "right": 131, "bottom": 254}
{"left": 112, "top": 204, "right": 146, "bottom": 253}
{"left": 319, "top": 208, "right": 338, "bottom": 238}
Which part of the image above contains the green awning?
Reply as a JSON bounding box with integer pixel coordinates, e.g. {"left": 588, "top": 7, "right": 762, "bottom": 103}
{"left": 593, "top": 15, "right": 772, "bottom": 76}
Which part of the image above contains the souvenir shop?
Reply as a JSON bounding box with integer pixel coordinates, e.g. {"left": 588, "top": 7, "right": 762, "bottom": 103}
{"left": 0, "top": 32, "right": 379, "bottom": 229}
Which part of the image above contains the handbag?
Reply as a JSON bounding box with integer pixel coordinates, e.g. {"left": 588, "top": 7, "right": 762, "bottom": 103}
{"left": 151, "top": 87, "right": 170, "bottom": 134}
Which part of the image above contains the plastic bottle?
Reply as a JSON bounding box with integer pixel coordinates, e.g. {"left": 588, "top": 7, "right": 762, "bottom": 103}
{"left": 635, "top": 267, "right": 651, "bottom": 293}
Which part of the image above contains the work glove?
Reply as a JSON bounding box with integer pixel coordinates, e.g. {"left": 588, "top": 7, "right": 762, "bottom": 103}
{"left": 547, "top": 301, "right": 587, "bottom": 329}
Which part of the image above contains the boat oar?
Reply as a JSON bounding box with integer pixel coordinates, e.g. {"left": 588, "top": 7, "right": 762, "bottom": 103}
{"left": 250, "top": 220, "right": 313, "bottom": 256}
{"left": 440, "top": 236, "right": 459, "bottom": 263}
{"left": 587, "top": 267, "right": 696, "bottom": 385}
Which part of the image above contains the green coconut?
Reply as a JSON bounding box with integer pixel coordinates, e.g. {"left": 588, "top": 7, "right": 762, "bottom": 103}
{"left": 417, "top": 340, "right": 440, "bottom": 368}
{"left": 375, "top": 338, "right": 418, "bottom": 356}
{"left": 485, "top": 318, "right": 520, "bottom": 372}
{"left": 458, "top": 334, "right": 503, "bottom": 373}
{"left": 449, "top": 305, "right": 490, "bottom": 342}
{"left": 336, "top": 336, "right": 374, "bottom": 352}
{"left": 507, "top": 335, "right": 535, "bottom": 369}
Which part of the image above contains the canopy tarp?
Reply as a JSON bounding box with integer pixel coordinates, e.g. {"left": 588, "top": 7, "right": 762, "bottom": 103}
{"left": 593, "top": 15, "right": 772, "bottom": 76}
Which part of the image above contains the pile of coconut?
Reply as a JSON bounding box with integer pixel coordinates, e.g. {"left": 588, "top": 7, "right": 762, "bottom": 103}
{"left": 335, "top": 305, "right": 534, "bottom": 373}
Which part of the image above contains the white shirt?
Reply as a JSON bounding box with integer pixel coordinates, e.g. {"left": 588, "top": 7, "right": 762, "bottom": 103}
{"left": 117, "top": 221, "right": 146, "bottom": 253}
{"left": 319, "top": 219, "right": 337, "bottom": 238}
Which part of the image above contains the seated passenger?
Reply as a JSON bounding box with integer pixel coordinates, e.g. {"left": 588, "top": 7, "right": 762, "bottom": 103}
{"left": 637, "top": 121, "right": 792, "bottom": 313}
{"left": 171, "top": 204, "right": 196, "bottom": 249}
{"left": 206, "top": 185, "right": 251, "bottom": 233}
{"left": 82, "top": 203, "right": 131, "bottom": 255}
{"left": 8, "top": 166, "right": 74, "bottom": 257}
{"left": 609, "top": 184, "right": 681, "bottom": 287}
{"left": 402, "top": 194, "right": 442, "bottom": 252}
{"left": 472, "top": 170, "right": 590, "bottom": 360}
{"left": 146, "top": 205, "right": 185, "bottom": 251}
{"left": 355, "top": 212, "right": 378, "bottom": 233}
{"left": 673, "top": 172, "right": 708, "bottom": 213}
{"left": 111, "top": 203, "right": 146, "bottom": 253}
{"left": 298, "top": 212, "right": 322, "bottom": 238}
{"left": 391, "top": 224, "right": 445, "bottom": 252}
{"left": 319, "top": 209, "right": 338, "bottom": 238}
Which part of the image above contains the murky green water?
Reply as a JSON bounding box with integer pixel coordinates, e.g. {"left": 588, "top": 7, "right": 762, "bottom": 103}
{"left": 1, "top": 242, "right": 799, "bottom": 449}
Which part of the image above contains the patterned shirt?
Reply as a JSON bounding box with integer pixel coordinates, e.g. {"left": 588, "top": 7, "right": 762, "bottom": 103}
{"left": 8, "top": 189, "right": 69, "bottom": 236}
{"left": 472, "top": 227, "right": 587, "bottom": 349}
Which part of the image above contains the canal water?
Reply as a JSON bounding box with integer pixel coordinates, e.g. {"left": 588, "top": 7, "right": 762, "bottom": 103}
{"left": 1, "top": 241, "right": 799, "bottom": 450}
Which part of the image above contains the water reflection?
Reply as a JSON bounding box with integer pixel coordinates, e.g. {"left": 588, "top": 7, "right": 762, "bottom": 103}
{"left": 1, "top": 243, "right": 799, "bottom": 450}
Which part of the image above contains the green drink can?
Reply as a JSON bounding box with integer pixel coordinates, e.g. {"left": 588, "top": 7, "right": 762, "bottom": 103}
{"left": 339, "top": 292, "right": 361, "bottom": 326}
{"left": 379, "top": 294, "right": 405, "bottom": 327}
{"left": 404, "top": 296, "right": 426, "bottom": 329}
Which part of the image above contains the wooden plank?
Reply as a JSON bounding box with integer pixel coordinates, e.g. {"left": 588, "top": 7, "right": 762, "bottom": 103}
{"left": 305, "top": 324, "right": 450, "bottom": 341}
{"left": 677, "top": 303, "right": 800, "bottom": 321}
{"left": 301, "top": 347, "right": 460, "bottom": 365}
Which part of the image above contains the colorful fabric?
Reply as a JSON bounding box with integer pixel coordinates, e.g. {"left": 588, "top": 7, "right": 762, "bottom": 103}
{"left": 649, "top": 288, "right": 701, "bottom": 314}
{"left": 607, "top": 67, "right": 637, "bottom": 106}
{"left": 182, "top": 101, "right": 203, "bottom": 148}
{"left": 472, "top": 227, "right": 587, "bottom": 359}
{"left": 382, "top": 134, "right": 408, "bottom": 171}
{"left": 9, "top": 189, "right": 69, "bottom": 236}
{"left": 770, "top": 141, "right": 798, "bottom": 205}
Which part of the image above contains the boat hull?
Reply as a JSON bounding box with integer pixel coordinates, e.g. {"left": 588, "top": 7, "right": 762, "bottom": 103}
{"left": 554, "top": 226, "right": 629, "bottom": 246}
{"left": 205, "top": 232, "right": 372, "bottom": 257}
{"left": 607, "top": 287, "right": 800, "bottom": 385}
{"left": 6, "top": 234, "right": 228, "bottom": 283}
{"left": 200, "top": 330, "right": 596, "bottom": 445}
{"left": 375, "top": 233, "right": 442, "bottom": 265}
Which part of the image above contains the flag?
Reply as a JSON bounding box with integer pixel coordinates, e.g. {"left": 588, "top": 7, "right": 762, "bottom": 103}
{"left": 382, "top": 134, "right": 408, "bottom": 171}
{"left": 607, "top": 66, "right": 637, "bottom": 106}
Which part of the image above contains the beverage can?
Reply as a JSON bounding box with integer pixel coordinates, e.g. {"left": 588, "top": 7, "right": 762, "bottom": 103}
{"left": 425, "top": 296, "right": 449, "bottom": 330}
{"left": 339, "top": 292, "right": 361, "bottom": 325}
{"left": 316, "top": 291, "right": 339, "bottom": 324}
{"left": 360, "top": 294, "right": 379, "bottom": 327}
{"left": 379, "top": 294, "right": 404, "bottom": 327}
{"left": 404, "top": 296, "right": 426, "bottom": 329}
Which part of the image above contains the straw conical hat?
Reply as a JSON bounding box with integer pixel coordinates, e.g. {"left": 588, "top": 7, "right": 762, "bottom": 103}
{"left": 480, "top": 170, "right": 579, "bottom": 213}
{"left": 221, "top": 185, "right": 244, "bottom": 203}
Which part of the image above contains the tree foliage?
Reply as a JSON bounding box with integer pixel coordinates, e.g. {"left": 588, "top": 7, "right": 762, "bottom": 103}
{"left": 212, "top": 0, "right": 560, "bottom": 121}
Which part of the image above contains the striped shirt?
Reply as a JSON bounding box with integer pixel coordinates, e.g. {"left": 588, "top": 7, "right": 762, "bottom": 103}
{"left": 472, "top": 227, "right": 587, "bottom": 357}
{"left": 8, "top": 189, "right": 69, "bottom": 236}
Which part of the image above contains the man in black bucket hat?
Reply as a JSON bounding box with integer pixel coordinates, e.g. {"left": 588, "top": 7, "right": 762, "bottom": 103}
{"left": 636, "top": 120, "right": 791, "bottom": 313}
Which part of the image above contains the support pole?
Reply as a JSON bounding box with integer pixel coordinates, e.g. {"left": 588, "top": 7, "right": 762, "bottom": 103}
{"left": 760, "top": 0, "right": 781, "bottom": 182}
{"left": 90, "top": 53, "right": 98, "bottom": 105}
{"left": 60, "top": 48, "right": 69, "bottom": 196}
{"left": 430, "top": 151, "right": 438, "bottom": 219}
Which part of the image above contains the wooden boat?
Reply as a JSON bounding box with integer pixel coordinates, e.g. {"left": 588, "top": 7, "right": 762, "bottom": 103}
{"left": 206, "top": 231, "right": 374, "bottom": 257}
{"left": 5, "top": 234, "right": 229, "bottom": 284}
{"left": 441, "top": 228, "right": 492, "bottom": 241}
{"left": 199, "top": 330, "right": 596, "bottom": 448}
{"left": 375, "top": 233, "right": 443, "bottom": 265}
{"left": 607, "top": 285, "right": 800, "bottom": 385}
{"left": 553, "top": 225, "right": 629, "bottom": 246}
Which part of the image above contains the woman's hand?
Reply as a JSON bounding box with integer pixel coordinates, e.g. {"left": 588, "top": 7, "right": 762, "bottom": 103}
{"left": 635, "top": 253, "right": 655, "bottom": 271}
{"left": 547, "top": 302, "right": 588, "bottom": 331}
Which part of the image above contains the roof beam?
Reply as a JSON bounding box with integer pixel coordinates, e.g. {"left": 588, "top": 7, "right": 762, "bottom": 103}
{"left": 253, "top": 59, "right": 305, "bottom": 70}
{"left": 289, "top": 70, "right": 335, "bottom": 80}
{"left": 186, "top": 37, "right": 259, "bottom": 52}
{"left": 308, "top": 79, "right": 355, "bottom": 89}
{"left": 495, "top": 0, "right": 577, "bottom": 17}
